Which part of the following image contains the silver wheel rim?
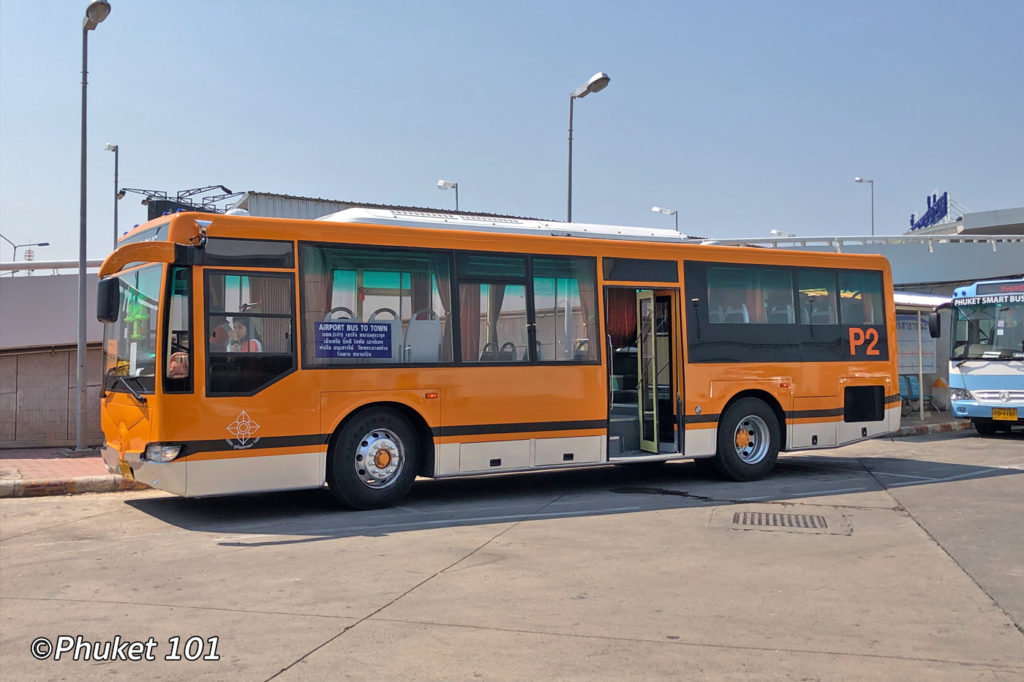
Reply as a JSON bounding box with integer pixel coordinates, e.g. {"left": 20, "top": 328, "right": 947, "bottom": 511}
{"left": 732, "top": 415, "right": 770, "bottom": 464}
{"left": 353, "top": 428, "right": 404, "bottom": 489}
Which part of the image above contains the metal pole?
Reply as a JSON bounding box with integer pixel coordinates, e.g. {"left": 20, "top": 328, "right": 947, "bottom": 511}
{"left": 917, "top": 310, "right": 925, "bottom": 420}
{"left": 112, "top": 146, "right": 118, "bottom": 248}
{"left": 870, "top": 181, "right": 875, "bottom": 236}
{"left": 76, "top": 27, "right": 89, "bottom": 452}
{"left": 674, "top": 213, "right": 678, "bottom": 231}
{"left": 454, "top": 184, "right": 459, "bottom": 212}
{"left": 567, "top": 95, "right": 574, "bottom": 223}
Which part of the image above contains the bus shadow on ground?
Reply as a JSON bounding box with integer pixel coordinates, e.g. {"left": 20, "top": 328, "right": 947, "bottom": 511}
{"left": 124, "top": 450, "right": 1023, "bottom": 546}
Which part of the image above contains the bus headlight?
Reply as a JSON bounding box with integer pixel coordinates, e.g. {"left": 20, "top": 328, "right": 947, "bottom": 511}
{"left": 144, "top": 443, "right": 182, "bottom": 462}
{"left": 949, "top": 388, "right": 973, "bottom": 401}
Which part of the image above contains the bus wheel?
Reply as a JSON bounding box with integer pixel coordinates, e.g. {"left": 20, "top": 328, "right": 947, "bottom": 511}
{"left": 713, "top": 398, "right": 780, "bottom": 481}
{"left": 973, "top": 419, "right": 997, "bottom": 436}
{"left": 327, "top": 408, "right": 419, "bottom": 509}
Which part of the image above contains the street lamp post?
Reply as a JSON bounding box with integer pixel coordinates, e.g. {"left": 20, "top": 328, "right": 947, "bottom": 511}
{"left": 854, "top": 176, "right": 875, "bottom": 236}
{"left": 14, "top": 242, "right": 50, "bottom": 261}
{"left": 0, "top": 234, "right": 48, "bottom": 276}
{"left": 651, "top": 206, "right": 679, "bottom": 231}
{"left": 567, "top": 72, "right": 610, "bottom": 223}
{"left": 77, "top": 0, "right": 111, "bottom": 453}
{"left": 0, "top": 232, "right": 15, "bottom": 261}
{"left": 437, "top": 179, "right": 459, "bottom": 211}
{"left": 104, "top": 143, "right": 118, "bottom": 248}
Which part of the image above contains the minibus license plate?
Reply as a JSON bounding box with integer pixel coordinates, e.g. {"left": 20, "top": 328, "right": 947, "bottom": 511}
{"left": 993, "top": 407, "right": 1018, "bottom": 421}
{"left": 118, "top": 460, "right": 134, "bottom": 480}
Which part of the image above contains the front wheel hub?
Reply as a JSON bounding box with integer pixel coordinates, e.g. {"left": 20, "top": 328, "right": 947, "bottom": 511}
{"left": 732, "top": 415, "right": 770, "bottom": 465}
{"left": 355, "top": 429, "right": 403, "bottom": 489}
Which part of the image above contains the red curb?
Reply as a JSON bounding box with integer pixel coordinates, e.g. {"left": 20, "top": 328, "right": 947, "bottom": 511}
{"left": 1, "top": 476, "right": 149, "bottom": 498}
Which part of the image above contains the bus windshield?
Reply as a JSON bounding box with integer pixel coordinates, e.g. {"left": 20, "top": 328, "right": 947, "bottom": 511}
{"left": 103, "top": 264, "right": 163, "bottom": 392}
{"left": 952, "top": 300, "right": 1024, "bottom": 360}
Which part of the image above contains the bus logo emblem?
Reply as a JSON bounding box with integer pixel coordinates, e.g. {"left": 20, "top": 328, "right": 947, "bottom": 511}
{"left": 227, "top": 411, "right": 261, "bottom": 449}
{"left": 1000, "top": 391, "right": 1010, "bottom": 402}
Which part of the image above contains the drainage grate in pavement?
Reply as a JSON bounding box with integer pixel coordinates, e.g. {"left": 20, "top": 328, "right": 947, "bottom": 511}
{"left": 733, "top": 511, "right": 827, "bottom": 529}
{"left": 708, "top": 505, "right": 852, "bottom": 535}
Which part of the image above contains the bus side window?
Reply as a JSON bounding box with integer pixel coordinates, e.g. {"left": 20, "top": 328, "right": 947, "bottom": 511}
{"left": 798, "top": 270, "right": 838, "bottom": 325}
{"left": 164, "top": 266, "right": 193, "bottom": 392}
{"left": 205, "top": 272, "right": 296, "bottom": 395}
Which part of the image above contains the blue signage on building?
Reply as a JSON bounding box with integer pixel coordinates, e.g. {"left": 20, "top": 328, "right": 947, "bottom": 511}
{"left": 314, "top": 320, "right": 393, "bottom": 359}
{"left": 909, "top": 191, "right": 948, "bottom": 231}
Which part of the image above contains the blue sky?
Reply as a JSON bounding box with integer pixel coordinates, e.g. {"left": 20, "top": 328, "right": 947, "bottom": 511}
{"left": 1, "top": 1, "right": 1022, "bottom": 261}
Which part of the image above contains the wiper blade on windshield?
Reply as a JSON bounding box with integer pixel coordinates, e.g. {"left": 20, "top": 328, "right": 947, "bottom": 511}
{"left": 113, "top": 375, "right": 148, "bottom": 404}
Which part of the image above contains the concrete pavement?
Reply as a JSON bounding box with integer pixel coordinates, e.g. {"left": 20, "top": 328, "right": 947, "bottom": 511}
{"left": 1, "top": 429, "right": 1022, "bottom": 680}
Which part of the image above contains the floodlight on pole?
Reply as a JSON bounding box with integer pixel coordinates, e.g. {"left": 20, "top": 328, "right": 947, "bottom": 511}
{"left": 567, "top": 72, "right": 611, "bottom": 222}
{"left": 651, "top": 206, "right": 679, "bottom": 231}
{"left": 77, "top": 0, "right": 111, "bottom": 453}
{"left": 854, "top": 176, "right": 875, "bottom": 236}
{"left": 437, "top": 179, "right": 459, "bottom": 211}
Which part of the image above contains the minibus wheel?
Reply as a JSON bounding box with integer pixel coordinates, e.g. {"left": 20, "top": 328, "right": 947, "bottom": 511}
{"left": 327, "top": 407, "right": 419, "bottom": 509}
{"left": 712, "top": 398, "right": 780, "bottom": 481}
{"left": 972, "top": 419, "right": 997, "bottom": 436}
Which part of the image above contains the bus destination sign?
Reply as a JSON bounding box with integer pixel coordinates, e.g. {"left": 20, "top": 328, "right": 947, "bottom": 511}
{"left": 954, "top": 293, "right": 1024, "bottom": 307}
{"left": 315, "top": 321, "right": 393, "bottom": 359}
{"left": 977, "top": 281, "right": 1024, "bottom": 295}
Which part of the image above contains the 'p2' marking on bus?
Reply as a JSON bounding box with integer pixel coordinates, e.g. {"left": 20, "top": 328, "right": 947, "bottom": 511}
{"left": 849, "top": 327, "right": 880, "bottom": 356}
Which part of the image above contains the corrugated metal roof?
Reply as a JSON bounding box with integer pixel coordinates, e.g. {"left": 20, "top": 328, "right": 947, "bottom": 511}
{"left": 235, "top": 191, "right": 546, "bottom": 222}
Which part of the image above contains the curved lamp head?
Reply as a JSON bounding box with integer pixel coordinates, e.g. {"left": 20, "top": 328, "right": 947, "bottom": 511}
{"left": 651, "top": 206, "right": 677, "bottom": 216}
{"left": 83, "top": 0, "right": 111, "bottom": 30}
{"left": 572, "top": 72, "right": 611, "bottom": 99}
{"left": 769, "top": 229, "right": 795, "bottom": 238}
{"left": 437, "top": 179, "right": 457, "bottom": 190}
{"left": 103, "top": 142, "right": 117, "bottom": 152}
{"left": 854, "top": 176, "right": 872, "bottom": 184}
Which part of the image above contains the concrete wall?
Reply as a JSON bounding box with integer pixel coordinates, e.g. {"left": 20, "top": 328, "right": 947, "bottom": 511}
{"left": 0, "top": 274, "right": 103, "bottom": 348}
{"left": 0, "top": 347, "right": 103, "bottom": 448}
{"left": 1, "top": 274, "right": 106, "bottom": 448}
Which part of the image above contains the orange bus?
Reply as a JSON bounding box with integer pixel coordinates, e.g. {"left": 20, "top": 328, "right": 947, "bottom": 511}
{"left": 97, "top": 209, "right": 900, "bottom": 508}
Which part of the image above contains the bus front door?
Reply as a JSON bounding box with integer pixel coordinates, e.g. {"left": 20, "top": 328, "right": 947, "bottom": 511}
{"left": 637, "top": 290, "right": 659, "bottom": 453}
{"left": 636, "top": 289, "right": 679, "bottom": 454}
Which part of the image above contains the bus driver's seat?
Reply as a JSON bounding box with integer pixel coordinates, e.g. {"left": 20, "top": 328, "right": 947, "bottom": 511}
{"left": 404, "top": 309, "right": 442, "bottom": 362}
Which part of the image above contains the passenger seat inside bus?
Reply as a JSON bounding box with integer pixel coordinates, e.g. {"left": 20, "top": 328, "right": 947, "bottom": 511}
{"left": 404, "top": 309, "right": 442, "bottom": 362}
{"left": 723, "top": 304, "right": 749, "bottom": 323}
{"left": 369, "top": 308, "right": 400, "bottom": 361}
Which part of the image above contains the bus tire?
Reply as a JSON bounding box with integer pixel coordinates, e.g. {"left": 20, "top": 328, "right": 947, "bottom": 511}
{"left": 712, "top": 398, "right": 780, "bottom": 481}
{"left": 327, "top": 408, "right": 419, "bottom": 509}
{"left": 973, "top": 419, "right": 997, "bottom": 436}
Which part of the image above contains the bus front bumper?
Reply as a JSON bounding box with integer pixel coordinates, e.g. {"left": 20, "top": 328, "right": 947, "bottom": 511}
{"left": 102, "top": 445, "right": 186, "bottom": 495}
{"left": 950, "top": 400, "right": 1024, "bottom": 424}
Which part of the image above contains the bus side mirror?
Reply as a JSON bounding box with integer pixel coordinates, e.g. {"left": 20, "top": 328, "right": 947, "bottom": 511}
{"left": 928, "top": 311, "right": 941, "bottom": 338}
{"left": 97, "top": 278, "right": 120, "bottom": 323}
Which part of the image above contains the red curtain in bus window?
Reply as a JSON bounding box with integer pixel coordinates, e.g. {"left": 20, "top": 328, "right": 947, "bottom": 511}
{"left": 460, "top": 284, "right": 481, "bottom": 360}
{"left": 745, "top": 286, "right": 766, "bottom": 323}
{"left": 487, "top": 284, "right": 506, "bottom": 346}
{"left": 435, "top": 271, "right": 452, "bottom": 360}
{"left": 301, "top": 251, "right": 329, "bottom": 324}
{"left": 572, "top": 259, "right": 596, "bottom": 357}
{"left": 863, "top": 292, "right": 876, "bottom": 324}
{"left": 247, "top": 276, "right": 292, "bottom": 350}
{"left": 607, "top": 288, "right": 637, "bottom": 346}
{"left": 411, "top": 272, "right": 430, "bottom": 315}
